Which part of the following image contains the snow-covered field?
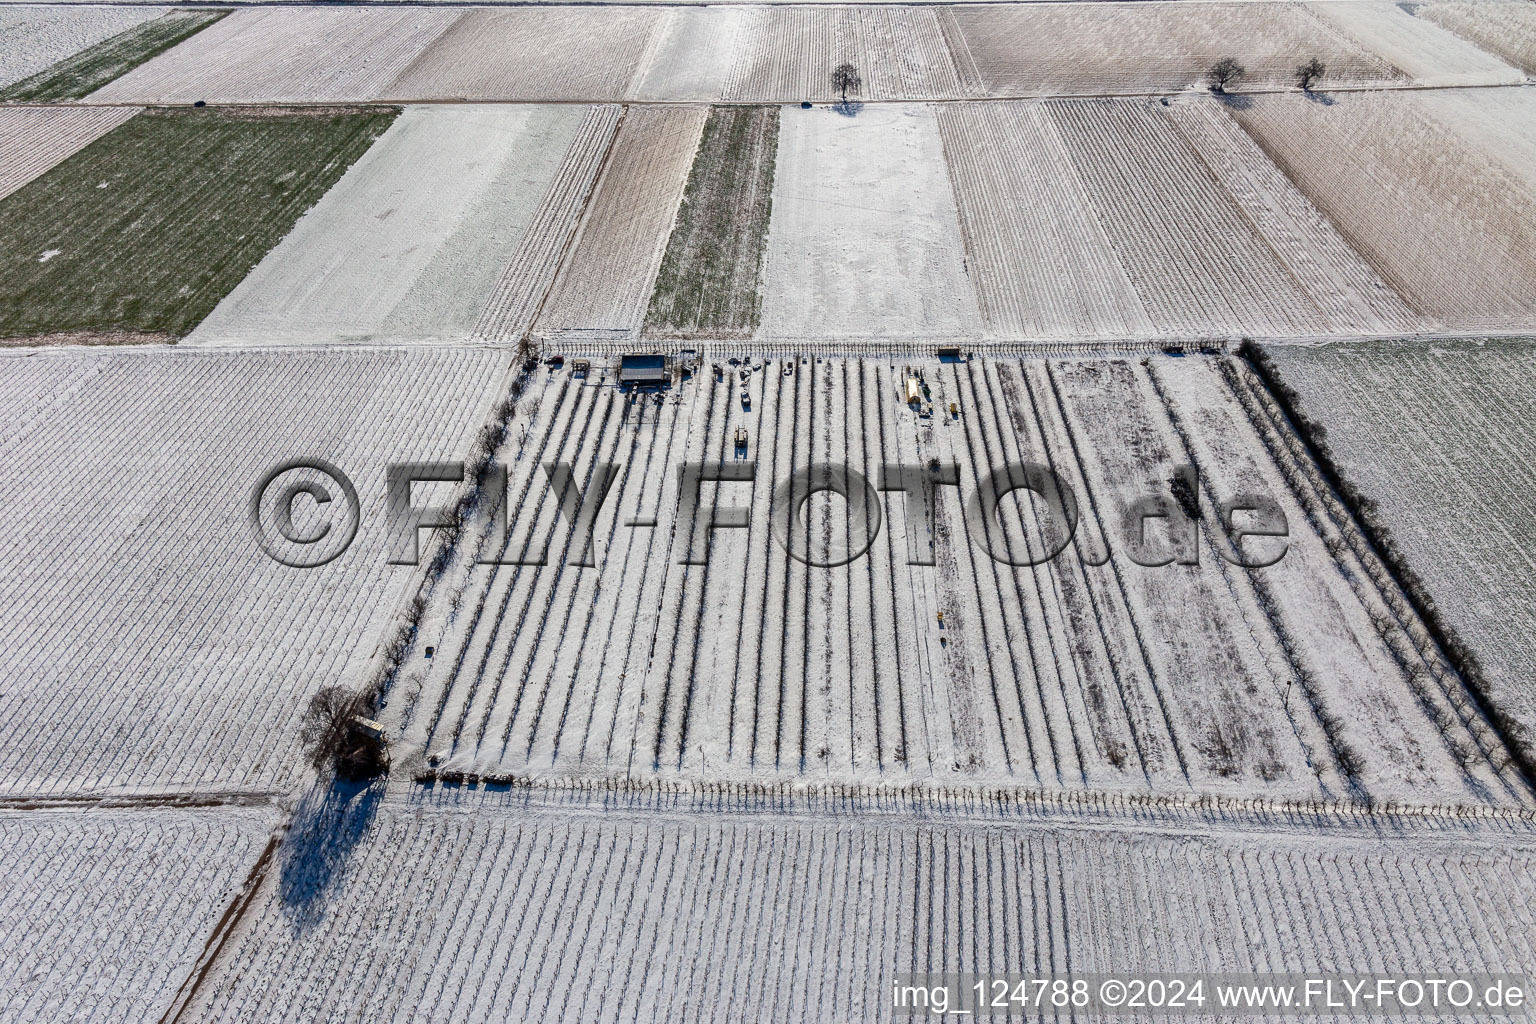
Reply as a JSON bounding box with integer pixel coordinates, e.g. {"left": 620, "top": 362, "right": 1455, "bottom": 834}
{"left": 1309, "top": 0, "right": 1524, "bottom": 86}
{"left": 0, "top": 4, "right": 159, "bottom": 89}
{"left": 760, "top": 105, "right": 979, "bottom": 341}
{"left": 1421, "top": 0, "right": 1536, "bottom": 75}
{"left": 944, "top": 1, "right": 1403, "bottom": 96}
{"left": 38, "top": 1, "right": 1534, "bottom": 104}
{"left": 1263, "top": 339, "right": 1536, "bottom": 773}
{"left": 0, "top": 106, "right": 138, "bottom": 201}
{"left": 1232, "top": 91, "right": 1536, "bottom": 331}
{"left": 91, "top": 7, "right": 460, "bottom": 103}
{"left": 190, "top": 106, "right": 589, "bottom": 346}
{"left": 536, "top": 105, "right": 708, "bottom": 341}
{"left": 0, "top": 346, "right": 510, "bottom": 796}
{"left": 0, "top": 805, "right": 277, "bottom": 1024}
{"left": 5, "top": 0, "right": 1536, "bottom": 1015}
{"left": 384, "top": 8, "right": 662, "bottom": 101}
{"left": 942, "top": 96, "right": 1421, "bottom": 342}
{"left": 179, "top": 791, "right": 1536, "bottom": 1023}
{"left": 722, "top": 6, "right": 965, "bottom": 101}
{"left": 390, "top": 355, "right": 1525, "bottom": 811}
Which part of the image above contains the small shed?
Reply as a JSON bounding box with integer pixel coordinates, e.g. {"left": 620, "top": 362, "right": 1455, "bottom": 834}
{"left": 620, "top": 353, "right": 668, "bottom": 384}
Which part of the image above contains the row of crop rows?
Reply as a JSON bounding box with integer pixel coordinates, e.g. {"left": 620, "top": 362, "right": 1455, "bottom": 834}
{"left": 936, "top": 96, "right": 1426, "bottom": 342}
{"left": 83, "top": 2, "right": 1461, "bottom": 105}
{"left": 945, "top": 2, "right": 1402, "bottom": 97}
{"left": 95, "top": 8, "right": 461, "bottom": 104}
{"left": 0, "top": 807, "right": 275, "bottom": 1024}
{"left": 186, "top": 797, "right": 1536, "bottom": 1023}
{"left": 1167, "top": 357, "right": 1528, "bottom": 803}
{"left": 721, "top": 6, "right": 965, "bottom": 102}
{"left": 0, "top": 347, "right": 510, "bottom": 795}
{"left": 401, "top": 355, "right": 1524, "bottom": 808}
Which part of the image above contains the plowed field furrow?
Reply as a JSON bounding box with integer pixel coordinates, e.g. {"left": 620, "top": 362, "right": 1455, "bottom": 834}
{"left": 1421, "top": 0, "right": 1536, "bottom": 74}
{"left": 1052, "top": 98, "right": 1330, "bottom": 337}
{"left": 1, "top": 807, "right": 276, "bottom": 1024}
{"left": 472, "top": 104, "right": 622, "bottom": 344}
{"left": 538, "top": 106, "right": 708, "bottom": 341}
{"left": 946, "top": 1, "right": 1401, "bottom": 96}
{"left": 92, "top": 8, "right": 460, "bottom": 103}
{"left": 935, "top": 101, "right": 1151, "bottom": 340}
{"left": 387, "top": 355, "right": 1518, "bottom": 811}
{"left": 0, "top": 347, "right": 509, "bottom": 797}
{"left": 0, "top": 106, "right": 138, "bottom": 203}
{"left": 384, "top": 8, "right": 661, "bottom": 101}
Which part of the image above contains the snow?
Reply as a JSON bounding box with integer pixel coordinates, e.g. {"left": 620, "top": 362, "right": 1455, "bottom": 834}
{"left": 0, "top": 4, "right": 160, "bottom": 89}
{"left": 0, "top": 107, "right": 139, "bottom": 202}
{"left": 389, "top": 355, "right": 1524, "bottom": 811}
{"left": 178, "top": 789, "right": 1536, "bottom": 1023}
{"left": 0, "top": 345, "right": 512, "bottom": 796}
{"left": 1311, "top": 0, "right": 1524, "bottom": 86}
{"left": 91, "top": 7, "right": 459, "bottom": 103}
{"left": 1265, "top": 339, "right": 1536, "bottom": 775}
{"left": 189, "top": 106, "right": 588, "bottom": 347}
{"left": 759, "top": 105, "right": 981, "bottom": 342}
{"left": 0, "top": 805, "right": 276, "bottom": 1024}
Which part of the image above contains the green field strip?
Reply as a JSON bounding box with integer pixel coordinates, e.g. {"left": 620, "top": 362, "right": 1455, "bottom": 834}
{"left": 644, "top": 104, "right": 780, "bottom": 338}
{"left": 0, "top": 9, "right": 230, "bottom": 102}
{"left": 0, "top": 105, "right": 398, "bottom": 341}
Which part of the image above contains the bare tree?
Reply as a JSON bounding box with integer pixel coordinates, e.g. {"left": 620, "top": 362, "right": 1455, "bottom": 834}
{"left": 831, "top": 63, "right": 861, "bottom": 104}
{"left": 1210, "top": 57, "right": 1245, "bottom": 93}
{"left": 299, "top": 686, "right": 388, "bottom": 781}
{"left": 1296, "top": 57, "right": 1326, "bottom": 92}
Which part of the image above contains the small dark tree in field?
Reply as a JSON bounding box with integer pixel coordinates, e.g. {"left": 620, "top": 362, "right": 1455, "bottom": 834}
{"left": 1210, "top": 57, "right": 1245, "bottom": 93}
{"left": 832, "top": 63, "right": 861, "bottom": 103}
{"left": 1296, "top": 57, "right": 1326, "bottom": 91}
{"left": 300, "top": 686, "right": 388, "bottom": 781}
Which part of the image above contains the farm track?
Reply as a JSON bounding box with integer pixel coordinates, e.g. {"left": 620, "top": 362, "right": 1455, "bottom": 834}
{"left": 5, "top": 2, "right": 1536, "bottom": 1012}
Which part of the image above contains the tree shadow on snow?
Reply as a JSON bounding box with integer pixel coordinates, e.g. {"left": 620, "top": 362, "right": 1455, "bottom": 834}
{"left": 832, "top": 99, "right": 864, "bottom": 118}
{"left": 1303, "top": 90, "right": 1337, "bottom": 107}
{"left": 278, "top": 776, "right": 384, "bottom": 936}
{"left": 1215, "top": 92, "right": 1255, "bottom": 111}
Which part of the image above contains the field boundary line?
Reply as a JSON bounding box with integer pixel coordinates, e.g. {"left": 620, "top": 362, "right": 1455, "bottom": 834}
{"left": 3, "top": 79, "right": 1532, "bottom": 109}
